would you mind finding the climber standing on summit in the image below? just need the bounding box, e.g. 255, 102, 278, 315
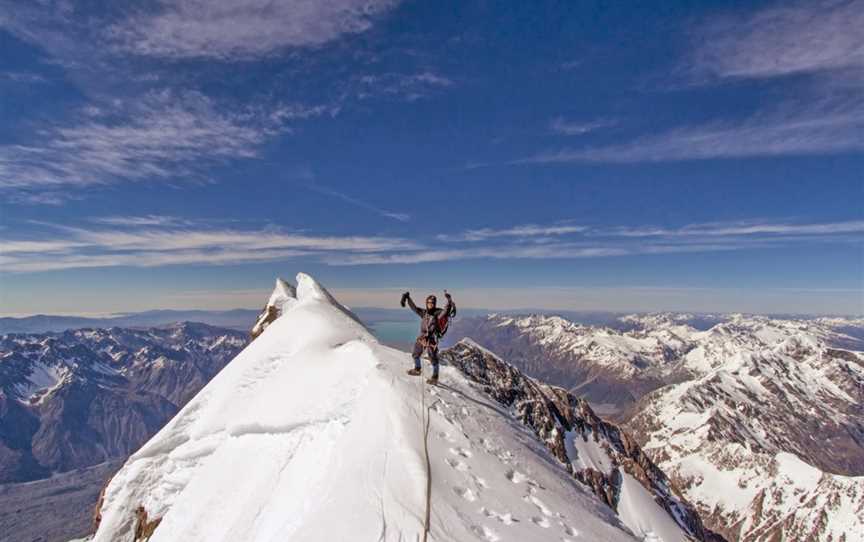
401, 290, 456, 385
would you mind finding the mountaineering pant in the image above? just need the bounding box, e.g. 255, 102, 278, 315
412, 337, 439, 377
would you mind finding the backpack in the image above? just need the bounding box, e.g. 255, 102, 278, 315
435, 302, 457, 338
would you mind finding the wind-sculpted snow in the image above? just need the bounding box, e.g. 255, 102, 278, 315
92, 274, 639, 542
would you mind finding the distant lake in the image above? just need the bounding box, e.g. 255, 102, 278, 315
369, 320, 417, 350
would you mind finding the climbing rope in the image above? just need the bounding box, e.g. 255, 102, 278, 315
420, 357, 436, 542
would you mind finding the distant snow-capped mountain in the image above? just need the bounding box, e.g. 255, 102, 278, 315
0, 322, 246, 483
0, 310, 261, 334
624, 317, 864, 542
448, 312, 864, 541
447, 313, 695, 416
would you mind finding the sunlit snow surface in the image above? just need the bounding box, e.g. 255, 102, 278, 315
93, 274, 639, 542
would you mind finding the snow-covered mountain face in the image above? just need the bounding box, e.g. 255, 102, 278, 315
447, 314, 695, 418
91, 274, 707, 542
624, 319, 864, 542
0, 323, 246, 483
450, 313, 864, 418
450, 312, 864, 542
441, 340, 724, 542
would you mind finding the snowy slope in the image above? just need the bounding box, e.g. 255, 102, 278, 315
92, 274, 642, 542
443, 339, 722, 542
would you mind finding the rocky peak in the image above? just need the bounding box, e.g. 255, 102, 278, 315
250, 277, 297, 339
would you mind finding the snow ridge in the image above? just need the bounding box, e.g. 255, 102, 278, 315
92, 274, 641, 542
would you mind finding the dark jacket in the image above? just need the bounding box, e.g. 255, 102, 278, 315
406, 296, 454, 341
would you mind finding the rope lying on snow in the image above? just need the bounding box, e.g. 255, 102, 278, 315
420, 361, 435, 542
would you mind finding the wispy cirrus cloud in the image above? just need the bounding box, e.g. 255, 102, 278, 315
549, 117, 616, 136
107, 0, 400, 60
304, 183, 410, 222
517, 97, 864, 163
606, 219, 864, 238
334, 218, 864, 265
327, 242, 763, 266
510, 1, 864, 165
353, 71, 454, 102
0, 218, 421, 273
437, 223, 587, 242
689, 0, 864, 82
2, 217, 860, 272
89, 215, 193, 227
1, 72, 48, 83
0, 90, 331, 195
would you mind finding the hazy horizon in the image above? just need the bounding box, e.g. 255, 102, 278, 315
2, 282, 862, 319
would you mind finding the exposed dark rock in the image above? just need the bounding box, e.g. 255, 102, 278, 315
134, 504, 162, 541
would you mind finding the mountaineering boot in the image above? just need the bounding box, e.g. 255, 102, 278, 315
407, 368, 422, 376
426, 374, 439, 385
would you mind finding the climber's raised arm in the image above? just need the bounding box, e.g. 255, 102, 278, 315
400, 291, 424, 317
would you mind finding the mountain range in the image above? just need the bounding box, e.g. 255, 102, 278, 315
0, 322, 246, 484
1, 277, 861, 541
448, 312, 864, 541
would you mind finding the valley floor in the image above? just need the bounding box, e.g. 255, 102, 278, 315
0, 461, 121, 542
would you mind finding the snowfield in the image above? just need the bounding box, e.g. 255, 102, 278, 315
92, 274, 644, 542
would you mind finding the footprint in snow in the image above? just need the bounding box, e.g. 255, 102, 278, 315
524, 493, 552, 517
445, 457, 469, 472
559, 522, 578, 536
496, 449, 515, 463
453, 486, 477, 501
438, 431, 456, 443
531, 516, 550, 528
471, 525, 500, 542
506, 469, 529, 484
480, 507, 517, 525
471, 474, 488, 488
449, 447, 473, 458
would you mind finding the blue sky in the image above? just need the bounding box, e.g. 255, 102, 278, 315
1, 0, 862, 316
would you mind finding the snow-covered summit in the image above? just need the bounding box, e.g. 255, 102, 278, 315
91, 273, 645, 542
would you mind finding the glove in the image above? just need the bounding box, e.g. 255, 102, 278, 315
400, 292, 410, 307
